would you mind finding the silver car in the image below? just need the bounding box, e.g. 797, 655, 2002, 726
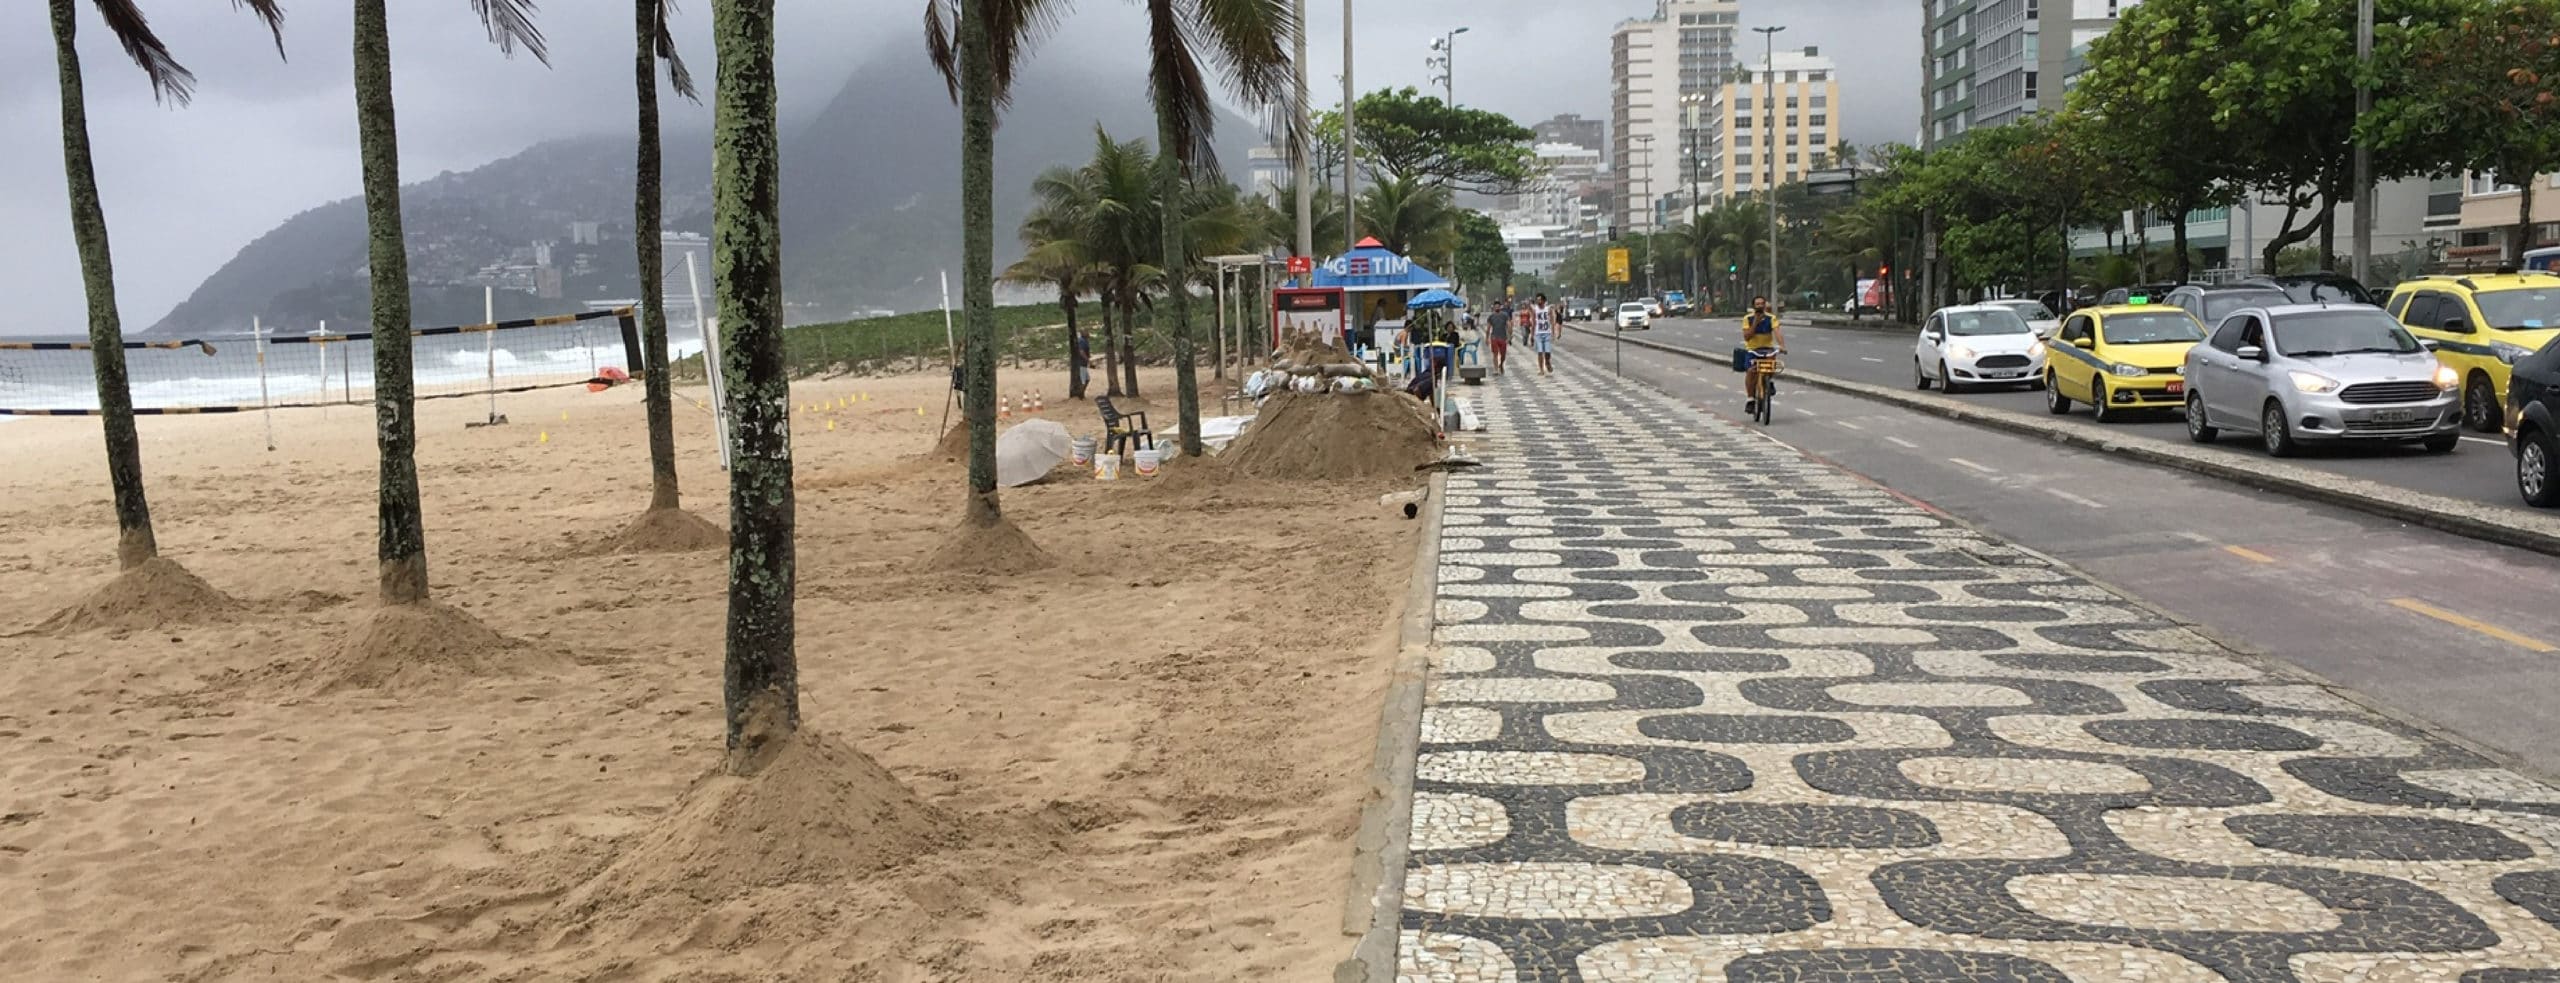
1981, 298, 2061, 339
2182, 303, 2462, 456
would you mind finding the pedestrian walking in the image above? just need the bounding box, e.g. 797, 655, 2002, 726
1530, 294, 1557, 375
1488, 301, 1511, 375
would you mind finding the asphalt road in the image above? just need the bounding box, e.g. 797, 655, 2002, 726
1540, 326, 2560, 779
1611, 315, 2527, 510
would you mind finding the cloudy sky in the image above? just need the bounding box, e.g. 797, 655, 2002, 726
0, 0, 1917, 333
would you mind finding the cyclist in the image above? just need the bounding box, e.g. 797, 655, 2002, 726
1742, 296, 1784, 416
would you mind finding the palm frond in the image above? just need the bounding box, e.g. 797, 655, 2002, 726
923, 0, 1075, 110
1183, 0, 1295, 106
468, 0, 550, 64
1146, 0, 1218, 169
655, 0, 699, 101
232, 0, 288, 59
88, 0, 195, 104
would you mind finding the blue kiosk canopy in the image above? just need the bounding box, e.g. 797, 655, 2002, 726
1307, 238, 1453, 292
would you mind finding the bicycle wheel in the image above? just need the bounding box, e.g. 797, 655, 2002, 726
1757, 380, 1775, 424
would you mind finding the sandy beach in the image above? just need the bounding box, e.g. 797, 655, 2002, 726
0, 365, 1424, 980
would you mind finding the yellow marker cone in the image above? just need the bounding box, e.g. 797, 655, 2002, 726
917, 407, 926, 416
826, 419, 836, 432
538, 431, 549, 444
561, 411, 569, 421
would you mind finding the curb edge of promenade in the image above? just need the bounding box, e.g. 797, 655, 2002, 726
1336, 469, 1448, 983
1565, 323, 2560, 562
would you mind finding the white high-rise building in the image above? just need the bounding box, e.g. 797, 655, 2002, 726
1611, 0, 1740, 234
1499, 143, 1606, 230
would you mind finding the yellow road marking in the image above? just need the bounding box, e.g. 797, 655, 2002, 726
2389, 598, 2559, 653
2222, 545, 2277, 564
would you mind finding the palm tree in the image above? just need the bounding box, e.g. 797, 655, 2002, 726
47, 0, 282, 584
1263, 182, 1344, 260
1140, 0, 1298, 457
352, 0, 546, 605
1357, 176, 1459, 267
630, 0, 703, 531
1001, 195, 1102, 399
1069, 131, 1166, 398
707, 0, 796, 769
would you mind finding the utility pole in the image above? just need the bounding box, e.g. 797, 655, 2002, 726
1292, 0, 1313, 268
1756, 25, 1785, 307
1428, 27, 1470, 106
2351, 0, 2374, 283
1342, 0, 1358, 253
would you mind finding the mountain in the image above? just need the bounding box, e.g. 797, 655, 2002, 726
148, 53, 1258, 335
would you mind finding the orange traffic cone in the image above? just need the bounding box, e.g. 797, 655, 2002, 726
1032, 389, 1045, 413
999, 394, 1012, 420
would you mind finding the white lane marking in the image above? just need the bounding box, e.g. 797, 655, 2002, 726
1948, 457, 1999, 474
2462, 436, 2502, 446
2045, 488, 2106, 508
2176, 531, 2218, 545
1884, 436, 1919, 449
1835, 420, 1864, 431
1861, 356, 1884, 362
1810, 349, 1830, 355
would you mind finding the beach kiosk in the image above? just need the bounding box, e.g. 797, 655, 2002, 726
1273, 238, 1454, 353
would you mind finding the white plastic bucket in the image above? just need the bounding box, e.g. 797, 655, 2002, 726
1094, 451, 1122, 481
1070, 436, 1097, 466
1133, 448, 1162, 477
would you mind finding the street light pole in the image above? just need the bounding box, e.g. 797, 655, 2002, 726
1682, 92, 1704, 302
1292, 0, 1313, 267
1429, 27, 1470, 106
1342, 0, 1357, 253
1756, 25, 1784, 308
2351, 0, 2373, 282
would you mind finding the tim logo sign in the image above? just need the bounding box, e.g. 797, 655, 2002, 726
1327, 254, 1411, 278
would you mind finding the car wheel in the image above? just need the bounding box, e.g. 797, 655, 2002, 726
2091, 381, 2116, 424
1915, 358, 1933, 391
2185, 393, 2218, 443
2521, 428, 2560, 507
1940, 361, 1963, 394
2045, 372, 2071, 414
2465, 374, 2500, 433
2262, 400, 2299, 458
2422, 432, 2461, 454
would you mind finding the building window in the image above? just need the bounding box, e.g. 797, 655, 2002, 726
1735, 134, 1752, 147
2470, 172, 2522, 196
1785, 96, 1800, 108
1784, 71, 1799, 83
1786, 152, 1800, 165
1811, 94, 1829, 107
2460, 230, 2498, 247
1809, 71, 1829, 81
1808, 113, 1829, 126
1786, 115, 1799, 127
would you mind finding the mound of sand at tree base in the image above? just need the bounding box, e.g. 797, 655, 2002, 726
549, 727, 962, 927
605, 506, 725, 554
1224, 390, 1439, 481
37, 556, 236, 634
299, 601, 558, 694
925, 514, 1056, 575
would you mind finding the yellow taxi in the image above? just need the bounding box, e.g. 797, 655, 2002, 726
2385, 273, 2560, 432
2043, 301, 2209, 423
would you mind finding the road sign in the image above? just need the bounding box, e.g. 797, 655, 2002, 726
1607, 248, 1631, 284
1287, 255, 1313, 276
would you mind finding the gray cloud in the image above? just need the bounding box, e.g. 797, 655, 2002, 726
0, 0, 1915, 333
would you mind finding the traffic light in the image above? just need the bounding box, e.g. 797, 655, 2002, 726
1728, 263, 1738, 273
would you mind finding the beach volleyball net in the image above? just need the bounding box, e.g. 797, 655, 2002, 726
0, 308, 642, 417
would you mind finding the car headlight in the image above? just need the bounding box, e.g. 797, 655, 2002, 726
2027, 340, 2048, 359
2492, 341, 2532, 365
2110, 362, 2147, 378
1947, 343, 1976, 360
2289, 370, 2342, 394
2435, 364, 2460, 390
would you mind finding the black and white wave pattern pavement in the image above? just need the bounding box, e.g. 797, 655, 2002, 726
1402, 358, 2560, 982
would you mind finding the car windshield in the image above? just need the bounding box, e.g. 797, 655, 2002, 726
2201, 291, 2290, 322
2275, 280, 2369, 305
2100, 312, 2205, 345
2473, 287, 2560, 330
1990, 301, 2055, 320
2272, 311, 2421, 357
1943, 309, 2033, 336
1619, 303, 1646, 312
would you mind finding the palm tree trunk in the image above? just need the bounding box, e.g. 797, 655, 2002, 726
1099, 298, 1122, 397
958, 0, 1001, 526
711, 0, 797, 772
50, 0, 156, 571
1118, 291, 1140, 396
635, 0, 680, 512
1155, 111, 1203, 458
1062, 291, 1087, 400
353, 0, 430, 604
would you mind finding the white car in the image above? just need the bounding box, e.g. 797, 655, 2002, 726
1982, 298, 2062, 339
1915, 304, 2048, 393
1636, 297, 1666, 318
1616, 302, 1653, 330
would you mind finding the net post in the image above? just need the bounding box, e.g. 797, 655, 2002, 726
484, 287, 501, 425
255, 316, 275, 452
685, 251, 733, 472
616, 307, 643, 380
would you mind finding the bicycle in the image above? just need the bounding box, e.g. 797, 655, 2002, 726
1743, 348, 1783, 425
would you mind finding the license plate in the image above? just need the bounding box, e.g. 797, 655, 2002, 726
2164, 381, 2185, 395
1983, 370, 2021, 379
2372, 409, 2416, 423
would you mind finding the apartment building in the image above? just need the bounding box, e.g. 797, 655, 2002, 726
1694, 48, 1842, 207
1922, 0, 2143, 149
1611, 0, 1741, 233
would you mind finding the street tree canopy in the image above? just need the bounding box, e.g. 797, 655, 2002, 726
1351, 87, 1539, 195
